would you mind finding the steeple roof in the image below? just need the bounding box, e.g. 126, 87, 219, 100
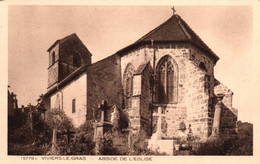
47, 33, 77, 52
117, 14, 219, 63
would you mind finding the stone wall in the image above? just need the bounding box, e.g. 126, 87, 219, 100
48, 44, 59, 67
140, 63, 152, 135
185, 62, 210, 138
48, 62, 59, 88
86, 54, 122, 120
214, 81, 233, 109
58, 62, 78, 82
59, 36, 92, 67
214, 81, 237, 135
219, 105, 237, 135
185, 46, 217, 139
121, 44, 189, 137
129, 74, 141, 131
47, 44, 59, 89
120, 43, 216, 139
41, 96, 50, 112
50, 73, 87, 128
47, 35, 92, 90
128, 62, 152, 134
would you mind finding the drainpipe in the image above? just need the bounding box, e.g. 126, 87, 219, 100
151, 40, 156, 136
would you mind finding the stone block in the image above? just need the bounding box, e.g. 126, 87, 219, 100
148, 139, 175, 155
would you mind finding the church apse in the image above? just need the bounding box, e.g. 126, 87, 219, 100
41, 8, 238, 148
119, 42, 223, 139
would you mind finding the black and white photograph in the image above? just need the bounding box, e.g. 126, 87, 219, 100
1, 1, 259, 163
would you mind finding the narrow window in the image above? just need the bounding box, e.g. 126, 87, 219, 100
167, 62, 174, 102
199, 62, 207, 72
72, 99, 76, 113
49, 53, 51, 66
52, 52, 55, 65
205, 74, 210, 95
126, 76, 133, 108
73, 53, 81, 67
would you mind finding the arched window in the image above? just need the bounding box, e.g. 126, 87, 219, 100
73, 53, 81, 67
156, 56, 178, 103
52, 52, 55, 65
123, 64, 135, 109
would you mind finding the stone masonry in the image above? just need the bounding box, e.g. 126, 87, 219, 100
42, 11, 237, 145
120, 43, 218, 139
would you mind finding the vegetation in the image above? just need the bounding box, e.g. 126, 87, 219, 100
57, 121, 95, 155
8, 108, 253, 155
8, 110, 52, 155
192, 121, 253, 155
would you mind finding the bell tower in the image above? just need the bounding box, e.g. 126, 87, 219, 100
47, 33, 92, 90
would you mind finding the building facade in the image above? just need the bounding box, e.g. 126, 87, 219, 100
42, 12, 237, 140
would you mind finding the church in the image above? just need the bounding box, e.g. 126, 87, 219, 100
41, 9, 238, 144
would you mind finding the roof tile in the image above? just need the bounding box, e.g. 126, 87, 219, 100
118, 14, 219, 63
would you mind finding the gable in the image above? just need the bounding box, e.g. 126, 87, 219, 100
117, 14, 219, 63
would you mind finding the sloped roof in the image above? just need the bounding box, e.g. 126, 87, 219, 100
136, 15, 190, 42
43, 65, 88, 98
43, 54, 118, 99
214, 78, 233, 95
117, 14, 219, 63
134, 61, 150, 75
47, 33, 77, 52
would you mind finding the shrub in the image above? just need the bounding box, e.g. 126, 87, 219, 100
96, 132, 119, 155
8, 143, 50, 155
8, 117, 52, 155
45, 109, 97, 155
227, 121, 253, 155
58, 121, 96, 155
192, 121, 253, 155
127, 129, 166, 155
192, 137, 232, 155
129, 130, 149, 155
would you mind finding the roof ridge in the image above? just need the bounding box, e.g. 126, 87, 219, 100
135, 16, 173, 43
177, 16, 216, 56
43, 65, 88, 98
117, 14, 219, 63
59, 33, 77, 44
47, 33, 77, 52
134, 61, 150, 75
175, 15, 191, 40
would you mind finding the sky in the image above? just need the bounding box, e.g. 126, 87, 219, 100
7, 5, 255, 123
